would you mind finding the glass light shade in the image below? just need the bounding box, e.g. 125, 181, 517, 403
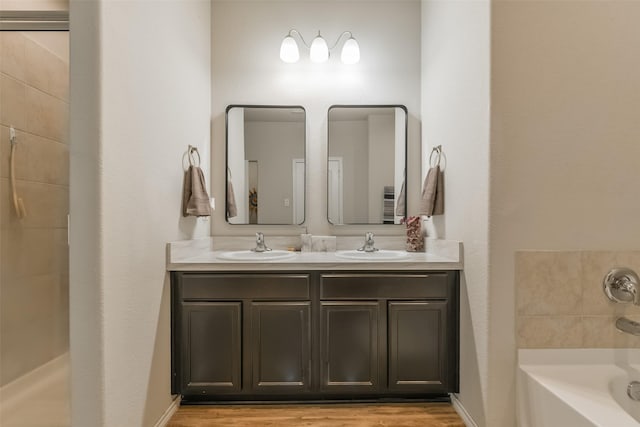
310, 35, 329, 63
341, 37, 360, 64
280, 36, 299, 63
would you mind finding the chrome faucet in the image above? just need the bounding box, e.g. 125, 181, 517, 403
252, 232, 271, 252
603, 268, 640, 337
604, 268, 640, 305
616, 317, 640, 337
358, 232, 379, 253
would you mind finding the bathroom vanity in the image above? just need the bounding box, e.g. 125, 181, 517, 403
168, 242, 461, 403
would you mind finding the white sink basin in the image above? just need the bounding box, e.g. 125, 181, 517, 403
217, 250, 296, 261
334, 249, 409, 261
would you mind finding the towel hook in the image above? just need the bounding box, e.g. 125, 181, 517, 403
429, 145, 445, 169
188, 145, 200, 167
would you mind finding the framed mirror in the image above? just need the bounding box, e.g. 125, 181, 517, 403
226, 105, 306, 225
327, 105, 407, 225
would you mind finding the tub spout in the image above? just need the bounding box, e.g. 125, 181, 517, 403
616, 316, 640, 337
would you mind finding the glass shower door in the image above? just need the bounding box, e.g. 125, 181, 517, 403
0, 12, 70, 427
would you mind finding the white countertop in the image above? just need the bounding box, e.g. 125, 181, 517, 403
167, 237, 462, 271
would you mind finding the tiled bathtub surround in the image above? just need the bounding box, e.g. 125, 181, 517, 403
0, 32, 69, 386
516, 251, 640, 349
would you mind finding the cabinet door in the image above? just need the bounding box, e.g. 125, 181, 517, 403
320, 302, 380, 393
180, 302, 242, 394
251, 302, 311, 392
388, 301, 448, 392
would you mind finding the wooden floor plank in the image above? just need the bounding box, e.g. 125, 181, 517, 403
167, 403, 465, 427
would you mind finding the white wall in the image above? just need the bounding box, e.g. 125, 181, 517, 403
421, 1, 491, 425
70, 1, 211, 425
211, 0, 421, 235
490, 2, 640, 426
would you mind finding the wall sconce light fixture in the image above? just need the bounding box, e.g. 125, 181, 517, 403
280, 29, 360, 65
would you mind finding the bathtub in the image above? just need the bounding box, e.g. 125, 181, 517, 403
518, 349, 640, 427
0, 353, 70, 427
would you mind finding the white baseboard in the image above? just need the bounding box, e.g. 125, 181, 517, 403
451, 394, 479, 427
154, 395, 181, 427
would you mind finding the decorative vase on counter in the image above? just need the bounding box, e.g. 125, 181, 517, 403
403, 216, 424, 252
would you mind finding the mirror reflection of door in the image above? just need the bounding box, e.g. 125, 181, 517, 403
327, 106, 407, 225
226, 105, 306, 225
292, 159, 305, 224
328, 157, 343, 225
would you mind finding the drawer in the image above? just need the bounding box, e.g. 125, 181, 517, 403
320, 273, 448, 300
180, 274, 310, 300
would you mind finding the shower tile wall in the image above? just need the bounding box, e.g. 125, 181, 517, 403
516, 251, 640, 349
0, 32, 69, 386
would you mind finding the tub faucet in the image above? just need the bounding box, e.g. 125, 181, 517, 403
603, 268, 640, 305
616, 317, 640, 337
252, 232, 271, 253
358, 232, 379, 253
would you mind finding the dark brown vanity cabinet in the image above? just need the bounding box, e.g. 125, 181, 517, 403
387, 301, 449, 391
250, 301, 311, 392
171, 273, 312, 399
320, 302, 381, 393
319, 273, 457, 396
171, 270, 459, 402
179, 301, 242, 394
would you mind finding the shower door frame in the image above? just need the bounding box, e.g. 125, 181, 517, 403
0, 10, 68, 31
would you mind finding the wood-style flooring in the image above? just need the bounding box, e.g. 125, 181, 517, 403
167, 402, 465, 426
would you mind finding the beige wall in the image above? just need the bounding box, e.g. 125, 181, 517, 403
421, 1, 490, 425
0, 31, 69, 386
491, 1, 640, 426
70, 0, 211, 425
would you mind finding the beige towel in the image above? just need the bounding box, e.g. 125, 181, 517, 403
226, 180, 238, 218
182, 165, 211, 217
418, 166, 444, 216
434, 168, 444, 215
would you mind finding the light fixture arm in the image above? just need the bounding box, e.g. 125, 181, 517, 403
328, 31, 354, 51
286, 29, 354, 51
286, 29, 312, 49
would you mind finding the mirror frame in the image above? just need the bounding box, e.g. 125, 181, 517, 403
225, 104, 307, 225
326, 104, 408, 226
